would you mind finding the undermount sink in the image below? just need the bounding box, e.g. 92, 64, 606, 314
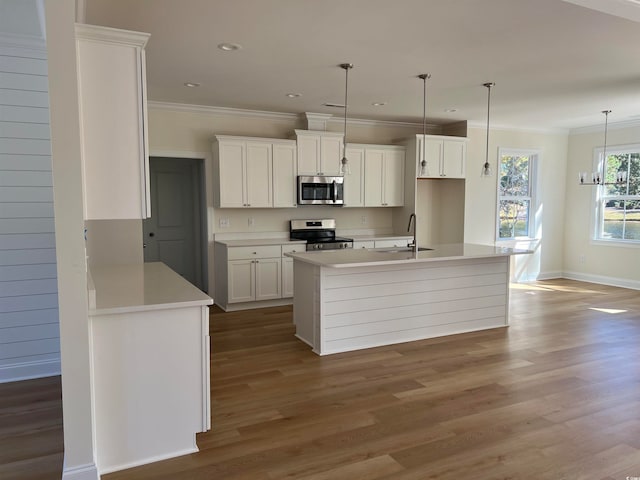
374, 247, 433, 253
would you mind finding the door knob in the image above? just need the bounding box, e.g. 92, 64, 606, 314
149, 232, 155, 237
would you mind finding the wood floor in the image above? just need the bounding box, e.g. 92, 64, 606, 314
2, 279, 640, 479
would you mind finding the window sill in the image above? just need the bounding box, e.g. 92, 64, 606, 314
591, 239, 640, 249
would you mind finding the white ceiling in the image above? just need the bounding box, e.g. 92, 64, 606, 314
83, 0, 640, 131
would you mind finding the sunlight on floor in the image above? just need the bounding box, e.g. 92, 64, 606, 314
509, 282, 602, 294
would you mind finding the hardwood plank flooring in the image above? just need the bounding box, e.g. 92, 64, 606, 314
1, 279, 639, 479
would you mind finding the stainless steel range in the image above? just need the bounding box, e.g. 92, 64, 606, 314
290, 219, 353, 251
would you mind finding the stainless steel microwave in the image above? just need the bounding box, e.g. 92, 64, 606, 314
297, 175, 344, 205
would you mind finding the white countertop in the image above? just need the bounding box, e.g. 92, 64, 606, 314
215, 238, 306, 247
88, 262, 213, 315
285, 243, 532, 268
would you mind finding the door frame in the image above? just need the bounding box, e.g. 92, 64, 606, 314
149, 149, 212, 293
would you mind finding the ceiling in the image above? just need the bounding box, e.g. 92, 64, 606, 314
83, 0, 640, 131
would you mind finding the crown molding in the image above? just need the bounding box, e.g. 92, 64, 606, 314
74, 23, 149, 47
569, 118, 640, 135
147, 101, 299, 121
0, 31, 45, 51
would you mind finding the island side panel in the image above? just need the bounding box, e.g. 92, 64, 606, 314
319, 256, 509, 355
90, 305, 207, 473
293, 260, 321, 352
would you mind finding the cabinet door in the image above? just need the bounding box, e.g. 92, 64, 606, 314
374, 239, 410, 248
364, 149, 384, 206
228, 260, 255, 303
217, 141, 246, 208
442, 140, 466, 178
297, 134, 321, 175
282, 257, 294, 298
353, 241, 375, 249
245, 142, 272, 207
273, 143, 297, 208
77, 29, 149, 219
255, 258, 281, 301
343, 146, 365, 207
319, 135, 343, 176
420, 138, 444, 178
384, 150, 405, 206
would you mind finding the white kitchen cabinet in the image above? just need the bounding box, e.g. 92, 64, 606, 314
213, 136, 297, 208
272, 142, 297, 208
214, 242, 304, 310
353, 240, 375, 249
75, 24, 150, 220
417, 135, 468, 179
295, 130, 344, 176
343, 146, 365, 207
374, 238, 411, 248
364, 146, 405, 207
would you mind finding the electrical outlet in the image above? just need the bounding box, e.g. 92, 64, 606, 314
579, 254, 586, 264
219, 217, 230, 228
361, 215, 367, 225
248, 217, 255, 227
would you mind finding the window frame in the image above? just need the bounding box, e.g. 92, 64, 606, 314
496, 148, 540, 242
592, 143, 640, 247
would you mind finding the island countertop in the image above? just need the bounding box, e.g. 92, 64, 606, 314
88, 262, 213, 315
285, 243, 531, 268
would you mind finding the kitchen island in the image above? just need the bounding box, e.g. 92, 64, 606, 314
286, 243, 530, 355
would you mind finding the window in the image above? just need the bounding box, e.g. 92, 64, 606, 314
497, 149, 538, 240
595, 146, 640, 243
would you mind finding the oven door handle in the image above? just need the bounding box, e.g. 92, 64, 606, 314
331, 181, 337, 203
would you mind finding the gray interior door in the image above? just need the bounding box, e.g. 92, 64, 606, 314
143, 157, 203, 290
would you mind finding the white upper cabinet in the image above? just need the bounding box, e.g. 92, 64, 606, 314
343, 146, 365, 207
295, 130, 344, 176
272, 142, 297, 208
75, 24, 150, 220
417, 135, 468, 179
213, 136, 296, 208
363, 145, 405, 207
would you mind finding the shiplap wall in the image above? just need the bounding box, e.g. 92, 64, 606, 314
0, 40, 60, 382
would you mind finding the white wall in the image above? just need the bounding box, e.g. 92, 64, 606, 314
564, 124, 640, 289
0, 18, 60, 382
45, 0, 99, 477
464, 126, 569, 281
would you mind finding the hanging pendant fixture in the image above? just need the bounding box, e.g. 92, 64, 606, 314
482, 82, 495, 177
418, 73, 431, 177
578, 110, 627, 185
339, 63, 353, 175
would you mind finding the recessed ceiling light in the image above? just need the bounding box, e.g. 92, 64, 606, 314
217, 42, 242, 51
444, 108, 458, 113
286, 93, 302, 98
184, 82, 200, 88
322, 102, 346, 108
372, 102, 387, 106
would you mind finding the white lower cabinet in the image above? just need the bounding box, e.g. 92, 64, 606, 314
353, 240, 375, 249
374, 238, 412, 248
215, 242, 304, 310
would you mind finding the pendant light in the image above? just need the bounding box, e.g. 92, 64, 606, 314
578, 110, 627, 185
418, 73, 431, 177
339, 63, 353, 175
482, 82, 495, 176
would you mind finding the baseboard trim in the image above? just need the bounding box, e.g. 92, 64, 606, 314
218, 298, 293, 312
536, 271, 564, 280
562, 271, 640, 290
98, 447, 199, 475
62, 462, 99, 480
0, 358, 61, 384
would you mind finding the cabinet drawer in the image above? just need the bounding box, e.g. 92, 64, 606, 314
353, 241, 375, 249
374, 239, 410, 248
228, 245, 281, 260
282, 244, 305, 255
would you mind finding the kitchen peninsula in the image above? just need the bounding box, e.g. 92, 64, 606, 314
287, 244, 530, 355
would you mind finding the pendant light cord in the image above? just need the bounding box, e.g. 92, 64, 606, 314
483, 82, 495, 173
601, 110, 610, 183
423, 75, 427, 163
340, 63, 352, 161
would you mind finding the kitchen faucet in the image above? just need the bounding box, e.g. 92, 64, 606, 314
407, 213, 417, 253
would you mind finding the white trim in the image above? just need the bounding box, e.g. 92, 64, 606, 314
562, 270, 640, 290
98, 447, 198, 475
74, 23, 149, 47
536, 270, 564, 280
61, 462, 99, 480
148, 100, 428, 130
570, 118, 640, 135
0, 358, 61, 384
591, 239, 640, 249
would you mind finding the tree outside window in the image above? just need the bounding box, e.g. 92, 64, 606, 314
497, 150, 537, 240
597, 149, 640, 242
